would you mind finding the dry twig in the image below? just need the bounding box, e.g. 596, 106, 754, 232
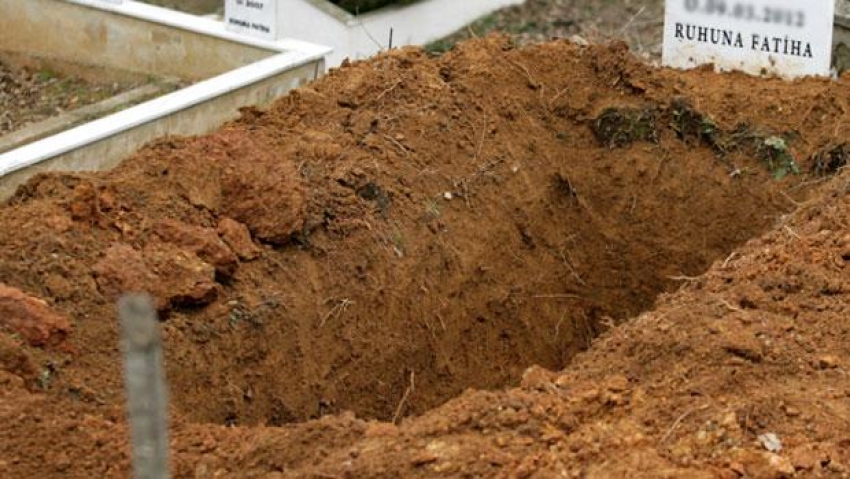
392, 371, 416, 424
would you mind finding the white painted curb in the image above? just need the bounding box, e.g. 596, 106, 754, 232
0, 51, 322, 177
0, 0, 331, 181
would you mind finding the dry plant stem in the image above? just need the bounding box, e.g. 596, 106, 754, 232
560, 248, 586, 286
784, 226, 802, 241
507, 58, 541, 93
374, 80, 401, 103
384, 134, 411, 157
668, 274, 703, 282
320, 298, 353, 327
661, 406, 705, 444
533, 294, 583, 299
579, 314, 594, 349
779, 190, 803, 207
715, 296, 743, 312
392, 371, 416, 424
618, 6, 647, 35
548, 86, 571, 108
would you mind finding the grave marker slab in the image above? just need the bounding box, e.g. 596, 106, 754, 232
225, 0, 279, 40
663, 0, 835, 78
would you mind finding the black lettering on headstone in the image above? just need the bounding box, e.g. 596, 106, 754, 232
790, 39, 801, 56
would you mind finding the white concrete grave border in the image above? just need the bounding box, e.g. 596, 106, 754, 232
0, 0, 331, 200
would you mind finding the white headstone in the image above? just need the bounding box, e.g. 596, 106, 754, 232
663, 0, 835, 78
225, 0, 279, 41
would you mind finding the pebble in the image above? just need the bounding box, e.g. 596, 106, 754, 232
767, 453, 795, 477
569, 35, 589, 47
817, 355, 840, 369
790, 447, 821, 471
782, 405, 801, 417
758, 433, 782, 453
606, 375, 629, 392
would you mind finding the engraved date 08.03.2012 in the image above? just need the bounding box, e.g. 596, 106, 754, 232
683, 0, 805, 28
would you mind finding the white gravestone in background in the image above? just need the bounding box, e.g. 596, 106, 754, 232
225, 0, 279, 40
663, 0, 835, 78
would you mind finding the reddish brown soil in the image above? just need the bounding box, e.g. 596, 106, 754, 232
0, 38, 849, 478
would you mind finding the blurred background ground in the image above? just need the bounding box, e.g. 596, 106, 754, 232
425, 0, 663, 58
139, 0, 665, 58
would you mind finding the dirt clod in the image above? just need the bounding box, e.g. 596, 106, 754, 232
215, 132, 306, 245
92, 242, 218, 311
153, 219, 238, 277
0, 284, 71, 348
216, 217, 261, 261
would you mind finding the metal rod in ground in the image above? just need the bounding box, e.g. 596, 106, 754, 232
118, 294, 170, 479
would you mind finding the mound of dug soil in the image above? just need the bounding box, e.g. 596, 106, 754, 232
0, 37, 848, 477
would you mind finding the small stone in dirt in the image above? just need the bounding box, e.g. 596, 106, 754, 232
727, 462, 747, 477
782, 405, 801, 417
520, 365, 558, 390
719, 322, 763, 363
569, 35, 589, 47
411, 452, 439, 466
443, 192, 453, 200
790, 446, 824, 471
766, 453, 795, 477
606, 374, 630, 392
816, 355, 840, 369
737, 450, 795, 478
758, 433, 783, 453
